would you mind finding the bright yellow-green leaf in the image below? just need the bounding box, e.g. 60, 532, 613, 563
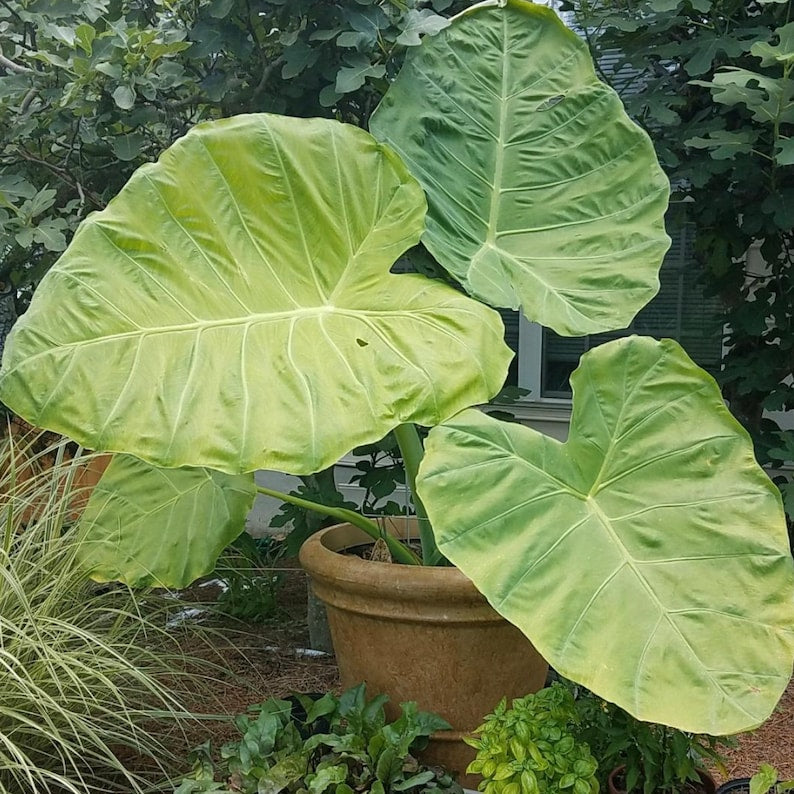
79, 454, 256, 588
0, 114, 511, 474
417, 336, 794, 734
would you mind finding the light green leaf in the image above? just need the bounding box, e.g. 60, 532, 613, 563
752, 22, 794, 65
750, 764, 780, 794
417, 336, 794, 734
75, 23, 96, 56
395, 9, 450, 47
47, 24, 76, 47
79, 455, 256, 588
14, 228, 34, 248
0, 114, 511, 475
32, 219, 67, 252
145, 40, 192, 61
775, 137, 794, 166
308, 764, 348, 794
694, 69, 785, 123
335, 55, 386, 93
95, 61, 122, 79
370, 0, 670, 336
684, 130, 756, 160
112, 84, 136, 109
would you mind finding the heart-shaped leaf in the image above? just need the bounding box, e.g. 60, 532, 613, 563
79, 454, 256, 588
0, 114, 511, 474
417, 336, 794, 734
370, 0, 670, 335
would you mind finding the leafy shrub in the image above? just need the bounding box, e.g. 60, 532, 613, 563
0, 434, 198, 793
174, 683, 463, 794
466, 684, 599, 794
213, 533, 285, 623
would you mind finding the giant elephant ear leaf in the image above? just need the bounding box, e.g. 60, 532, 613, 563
0, 114, 511, 474
369, 0, 670, 336
417, 336, 794, 734
79, 455, 257, 589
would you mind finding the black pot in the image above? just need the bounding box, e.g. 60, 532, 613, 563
716, 780, 752, 794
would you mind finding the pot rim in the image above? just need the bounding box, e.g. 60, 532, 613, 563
299, 522, 490, 603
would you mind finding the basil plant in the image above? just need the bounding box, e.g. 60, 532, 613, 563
1, 0, 792, 738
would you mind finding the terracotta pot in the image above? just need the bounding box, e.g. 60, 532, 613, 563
2, 420, 111, 522
608, 765, 717, 794
299, 521, 549, 786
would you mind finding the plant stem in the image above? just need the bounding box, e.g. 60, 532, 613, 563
392, 423, 442, 566
255, 485, 421, 566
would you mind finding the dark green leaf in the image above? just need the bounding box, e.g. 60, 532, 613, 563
112, 132, 144, 161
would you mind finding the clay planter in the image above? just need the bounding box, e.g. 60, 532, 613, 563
3, 420, 111, 522
608, 766, 717, 794
299, 521, 549, 786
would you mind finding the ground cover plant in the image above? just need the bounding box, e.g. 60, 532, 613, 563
212, 533, 286, 624
0, 433, 202, 793
174, 683, 461, 794
568, 684, 730, 794
0, 0, 792, 746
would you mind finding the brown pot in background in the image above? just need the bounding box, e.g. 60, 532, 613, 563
299, 521, 549, 787
608, 766, 717, 794
3, 418, 112, 522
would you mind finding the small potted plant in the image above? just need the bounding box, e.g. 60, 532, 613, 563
0, 0, 792, 779
568, 685, 729, 794
466, 684, 599, 794
716, 764, 794, 794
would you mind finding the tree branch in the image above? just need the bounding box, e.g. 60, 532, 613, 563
13, 148, 104, 209
251, 56, 284, 104
0, 51, 34, 75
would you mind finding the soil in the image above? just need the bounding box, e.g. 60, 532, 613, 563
141, 559, 794, 790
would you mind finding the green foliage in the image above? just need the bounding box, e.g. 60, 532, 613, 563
0, 434, 198, 793
213, 533, 285, 623
466, 684, 599, 794
173, 683, 462, 794
0, 0, 465, 304
1, 0, 791, 738
369, 0, 670, 336
569, 684, 730, 794
79, 453, 258, 589
561, 0, 794, 528
750, 764, 794, 794
272, 435, 408, 559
